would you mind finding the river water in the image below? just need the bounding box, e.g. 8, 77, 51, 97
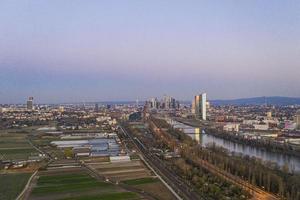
167, 119, 300, 173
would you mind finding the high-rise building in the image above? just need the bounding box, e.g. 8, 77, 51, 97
193, 93, 207, 120
136, 99, 139, 108
148, 96, 178, 110
162, 95, 176, 110
149, 98, 159, 109
95, 103, 99, 112
191, 100, 196, 114
267, 111, 272, 119
175, 100, 180, 109
296, 110, 300, 130
163, 95, 170, 109
58, 106, 65, 113
27, 97, 34, 110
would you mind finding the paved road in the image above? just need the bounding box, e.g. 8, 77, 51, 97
120, 125, 204, 200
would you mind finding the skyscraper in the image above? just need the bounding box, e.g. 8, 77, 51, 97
267, 111, 272, 119
95, 103, 99, 112
191, 100, 196, 114
148, 96, 178, 110
193, 93, 207, 120
149, 98, 159, 109
296, 110, 300, 130
136, 99, 139, 108
162, 95, 176, 110
27, 97, 34, 110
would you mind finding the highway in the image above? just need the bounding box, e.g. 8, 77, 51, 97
120, 125, 204, 200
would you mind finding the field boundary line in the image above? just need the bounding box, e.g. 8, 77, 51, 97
16, 170, 38, 200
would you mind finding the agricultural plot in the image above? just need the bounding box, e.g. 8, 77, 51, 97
0, 172, 32, 200
60, 192, 138, 200
122, 177, 159, 185
123, 177, 175, 200
29, 168, 140, 200
87, 160, 152, 181
0, 133, 37, 160
31, 135, 65, 159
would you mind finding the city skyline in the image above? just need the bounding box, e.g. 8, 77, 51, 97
1, 1, 300, 103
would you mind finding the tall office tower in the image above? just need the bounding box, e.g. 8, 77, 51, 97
194, 93, 207, 120
296, 110, 300, 130
136, 99, 139, 108
171, 98, 176, 109
175, 100, 180, 109
162, 95, 176, 110
162, 95, 170, 109
95, 103, 99, 112
191, 99, 196, 114
267, 111, 272, 119
27, 97, 34, 110
150, 98, 159, 109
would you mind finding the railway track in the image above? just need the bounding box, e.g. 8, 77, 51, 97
120, 125, 204, 200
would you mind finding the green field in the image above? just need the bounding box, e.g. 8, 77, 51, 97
30, 171, 143, 200
0, 173, 32, 200
0, 133, 38, 160
0, 140, 31, 148
0, 148, 37, 160
122, 177, 159, 185
0, 134, 30, 147
32, 172, 113, 195
62, 192, 138, 200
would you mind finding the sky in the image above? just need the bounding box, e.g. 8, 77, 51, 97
0, 0, 299, 103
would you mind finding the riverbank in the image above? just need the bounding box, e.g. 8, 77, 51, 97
177, 118, 300, 158
205, 128, 300, 158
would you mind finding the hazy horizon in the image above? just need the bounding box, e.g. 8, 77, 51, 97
1, 1, 299, 104
2, 96, 300, 105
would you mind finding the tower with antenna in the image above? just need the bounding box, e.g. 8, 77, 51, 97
136, 98, 139, 108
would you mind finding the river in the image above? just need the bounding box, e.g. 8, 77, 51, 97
167, 119, 300, 173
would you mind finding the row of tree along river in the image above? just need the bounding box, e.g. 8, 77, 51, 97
167, 119, 300, 173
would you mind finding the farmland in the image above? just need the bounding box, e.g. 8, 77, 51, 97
122, 177, 159, 185
61, 192, 138, 200
32, 173, 112, 195
0, 116, 177, 200
0, 132, 38, 160
86, 159, 152, 182
0, 172, 32, 200
29, 167, 140, 200
122, 177, 174, 200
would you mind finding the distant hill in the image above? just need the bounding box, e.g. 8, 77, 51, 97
211, 96, 300, 106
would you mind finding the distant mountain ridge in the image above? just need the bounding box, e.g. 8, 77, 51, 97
211, 96, 300, 106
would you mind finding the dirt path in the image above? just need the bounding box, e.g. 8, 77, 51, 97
16, 170, 38, 200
